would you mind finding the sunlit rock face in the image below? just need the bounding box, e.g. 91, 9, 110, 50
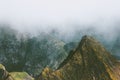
37, 35, 120, 80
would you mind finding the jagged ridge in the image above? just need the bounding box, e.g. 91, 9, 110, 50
37, 35, 120, 80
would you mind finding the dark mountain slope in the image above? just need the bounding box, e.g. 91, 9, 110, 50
0, 26, 67, 76
112, 36, 120, 56
37, 35, 120, 80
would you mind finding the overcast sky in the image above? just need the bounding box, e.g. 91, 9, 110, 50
0, 0, 120, 33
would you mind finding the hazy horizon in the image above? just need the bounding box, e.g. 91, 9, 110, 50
0, 0, 120, 40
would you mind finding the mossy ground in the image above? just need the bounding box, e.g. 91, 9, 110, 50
10, 72, 34, 80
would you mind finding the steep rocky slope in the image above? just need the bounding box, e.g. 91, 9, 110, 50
37, 35, 120, 80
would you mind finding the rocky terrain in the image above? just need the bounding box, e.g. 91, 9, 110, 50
0, 64, 34, 80
0, 26, 120, 80
37, 36, 120, 80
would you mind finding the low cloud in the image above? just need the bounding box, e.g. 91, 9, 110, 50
0, 0, 120, 39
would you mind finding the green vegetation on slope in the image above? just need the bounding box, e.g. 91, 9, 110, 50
10, 72, 34, 80
0, 26, 67, 76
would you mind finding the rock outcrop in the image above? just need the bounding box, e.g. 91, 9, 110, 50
0, 64, 14, 80
0, 64, 34, 80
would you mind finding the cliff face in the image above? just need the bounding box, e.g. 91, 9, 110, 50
37, 36, 120, 80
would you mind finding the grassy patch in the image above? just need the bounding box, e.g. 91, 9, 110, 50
10, 72, 34, 80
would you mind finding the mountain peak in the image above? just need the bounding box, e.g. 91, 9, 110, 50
37, 35, 120, 80
79, 35, 100, 46
81, 35, 96, 41
81, 35, 93, 39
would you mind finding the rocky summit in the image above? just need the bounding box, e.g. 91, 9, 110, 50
37, 35, 120, 80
